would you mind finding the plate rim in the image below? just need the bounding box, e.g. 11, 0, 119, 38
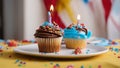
13, 44, 109, 58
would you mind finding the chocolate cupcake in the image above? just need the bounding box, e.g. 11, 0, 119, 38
34, 21, 63, 53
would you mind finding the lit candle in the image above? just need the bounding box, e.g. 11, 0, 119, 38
50, 5, 54, 12
77, 14, 84, 27
77, 14, 81, 25
48, 5, 54, 23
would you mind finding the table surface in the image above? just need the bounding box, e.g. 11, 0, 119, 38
0, 41, 120, 68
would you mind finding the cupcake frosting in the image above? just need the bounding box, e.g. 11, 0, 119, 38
34, 21, 63, 38
64, 24, 92, 39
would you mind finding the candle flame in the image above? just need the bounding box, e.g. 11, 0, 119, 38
77, 14, 81, 20
50, 5, 54, 11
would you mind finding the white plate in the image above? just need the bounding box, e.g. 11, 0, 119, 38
14, 44, 108, 58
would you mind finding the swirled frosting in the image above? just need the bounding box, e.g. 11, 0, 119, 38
34, 21, 63, 38
63, 24, 92, 39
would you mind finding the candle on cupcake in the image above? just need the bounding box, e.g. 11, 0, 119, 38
48, 5, 54, 23
77, 14, 81, 24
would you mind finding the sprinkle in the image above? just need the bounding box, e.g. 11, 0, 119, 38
0, 46, 3, 49
111, 41, 117, 45
109, 40, 118, 45
89, 65, 92, 68
53, 65, 60, 68
114, 48, 119, 53
109, 40, 112, 42
74, 47, 82, 55
44, 64, 48, 67
112, 47, 115, 51
114, 53, 116, 55
0, 49, 3, 52
34, 41, 37, 43
30, 40, 36, 43
6, 47, 9, 50
56, 64, 60, 66
43, 52, 47, 54
22, 40, 29, 43
15, 59, 20, 64
109, 47, 113, 51
53, 64, 60, 68
118, 56, 120, 58
55, 52, 58, 54
53, 65, 56, 68
9, 55, 12, 58
17, 44, 21, 46
82, 26, 85, 28
114, 42, 118, 45
87, 49, 90, 51
86, 52, 89, 54
7, 40, 17, 47
98, 65, 101, 68
50, 62, 53, 65
86, 49, 90, 54
0, 53, 3, 56
20, 61, 23, 64
18, 64, 22, 67
68, 24, 73, 28
111, 41, 115, 44
66, 65, 74, 68
14, 60, 26, 67
81, 23, 84, 26
80, 65, 84, 68
72, 51, 74, 54
23, 62, 26, 64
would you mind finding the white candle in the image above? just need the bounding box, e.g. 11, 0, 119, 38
77, 14, 81, 25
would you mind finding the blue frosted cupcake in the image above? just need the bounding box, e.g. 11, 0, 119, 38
64, 23, 92, 49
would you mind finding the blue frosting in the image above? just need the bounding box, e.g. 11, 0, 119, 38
63, 25, 92, 39
42, 21, 53, 27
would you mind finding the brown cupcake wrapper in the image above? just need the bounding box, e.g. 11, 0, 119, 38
36, 37, 62, 53
64, 39, 86, 49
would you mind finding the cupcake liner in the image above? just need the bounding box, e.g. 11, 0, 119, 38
36, 37, 62, 53
64, 39, 86, 49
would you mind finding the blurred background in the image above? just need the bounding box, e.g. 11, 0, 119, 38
0, 0, 120, 40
